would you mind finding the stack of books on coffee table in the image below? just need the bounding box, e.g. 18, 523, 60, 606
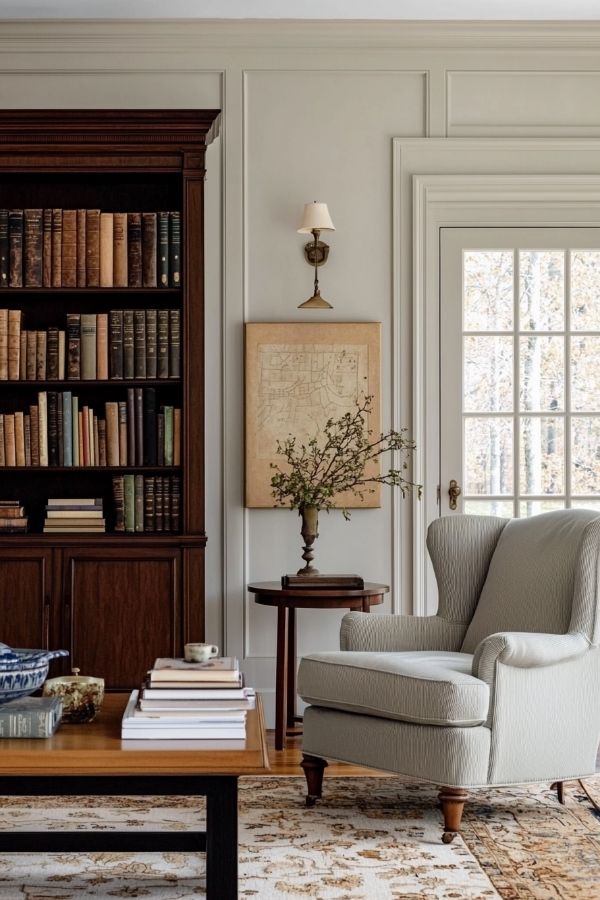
122, 657, 254, 739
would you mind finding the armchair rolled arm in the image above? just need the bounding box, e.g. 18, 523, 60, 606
340, 612, 465, 652
473, 631, 589, 686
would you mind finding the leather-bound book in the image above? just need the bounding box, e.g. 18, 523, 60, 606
47, 326, 59, 381
162, 477, 171, 533
168, 309, 180, 378
85, 209, 101, 287
99, 212, 114, 288
98, 417, 107, 467
14, 411, 25, 466
24, 209, 43, 288
113, 212, 128, 288
134, 387, 144, 466
26, 330, 37, 381
0, 209, 8, 288
144, 476, 155, 532
134, 309, 146, 379
143, 387, 157, 466
19, 329, 26, 381
134, 474, 144, 532
93, 414, 99, 466
81, 405, 89, 466
112, 475, 125, 532
122, 309, 134, 379
9, 210, 23, 288
154, 475, 164, 532
145, 309, 157, 378
169, 211, 181, 287
171, 475, 181, 532
7, 309, 21, 381
42, 209, 52, 287
118, 400, 127, 466
126, 387, 136, 466
30, 404, 39, 467
157, 412, 164, 466
71, 394, 79, 466
76, 209, 86, 287
127, 213, 142, 288
109, 309, 123, 379
51, 208, 62, 288
62, 391, 72, 467
105, 401, 119, 466
61, 209, 77, 288
0, 308, 7, 380
0, 416, 4, 466
38, 391, 48, 467
173, 407, 181, 466
36, 330, 47, 380
24, 413, 31, 466
58, 330, 65, 381
142, 212, 157, 288
78, 409, 84, 466
158, 211, 169, 288
56, 398, 63, 466
162, 405, 173, 466
47, 391, 58, 467
4, 414, 15, 466
124, 473, 135, 533
157, 309, 169, 379
66, 312, 81, 380
80, 313, 97, 380
96, 313, 108, 380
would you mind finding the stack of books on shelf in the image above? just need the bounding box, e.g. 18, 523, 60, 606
0, 696, 63, 738
0, 208, 181, 289
0, 308, 181, 383
113, 474, 180, 533
43, 497, 105, 534
0, 500, 28, 533
0, 388, 180, 468
122, 657, 253, 740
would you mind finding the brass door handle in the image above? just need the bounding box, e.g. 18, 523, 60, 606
448, 479, 462, 510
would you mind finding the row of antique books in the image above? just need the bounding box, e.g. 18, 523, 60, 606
0, 308, 181, 381
43, 497, 106, 534
0, 209, 181, 289
113, 474, 181, 533
122, 657, 251, 739
0, 389, 181, 468
0, 499, 28, 533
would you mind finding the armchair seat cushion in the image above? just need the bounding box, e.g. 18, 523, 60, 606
298, 650, 489, 727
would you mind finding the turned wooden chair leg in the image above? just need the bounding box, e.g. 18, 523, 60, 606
301, 754, 328, 807
551, 780, 565, 804
438, 787, 468, 843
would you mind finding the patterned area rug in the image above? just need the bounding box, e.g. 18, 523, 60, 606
0, 776, 598, 899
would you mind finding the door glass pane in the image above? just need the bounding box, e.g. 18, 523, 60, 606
519, 251, 564, 331
463, 251, 513, 331
519, 499, 565, 517
572, 417, 600, 494
464, 417, 513, 495
571, 336, 600, 412
519, 336, 564, 412
520, 417, 564, 495
464, 499, 513, 517
571, 251, 600, 330
464, 336, 513, 413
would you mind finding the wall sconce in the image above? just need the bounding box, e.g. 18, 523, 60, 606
297, 201, 335, 309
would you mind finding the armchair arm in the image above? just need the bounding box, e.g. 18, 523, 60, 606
340, 612, 465, 652
473, 631, 589, 686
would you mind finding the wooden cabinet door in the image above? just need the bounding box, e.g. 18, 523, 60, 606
0, 548, 53, 651
61, 547, 182, 690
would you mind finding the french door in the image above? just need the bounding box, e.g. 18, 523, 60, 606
440, 228, 600, 518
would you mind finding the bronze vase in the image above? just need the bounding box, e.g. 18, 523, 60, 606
298, 505, 319, 576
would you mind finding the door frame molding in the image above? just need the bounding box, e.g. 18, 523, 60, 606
394, 138, 600, 614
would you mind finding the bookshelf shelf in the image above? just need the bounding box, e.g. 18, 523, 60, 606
0, 108, 219, 691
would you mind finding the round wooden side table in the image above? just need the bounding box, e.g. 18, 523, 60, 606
248, 581, 389, 750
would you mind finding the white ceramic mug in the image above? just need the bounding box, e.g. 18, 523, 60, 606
184, 642, 219, 663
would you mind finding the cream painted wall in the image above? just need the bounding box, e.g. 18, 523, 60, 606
2, 21, 600, 722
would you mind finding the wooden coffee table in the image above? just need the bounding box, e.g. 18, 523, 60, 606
0, 693, 269, 899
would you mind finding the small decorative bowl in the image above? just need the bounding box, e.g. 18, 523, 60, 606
0, 643, 69, 704
42, 668, 105, 723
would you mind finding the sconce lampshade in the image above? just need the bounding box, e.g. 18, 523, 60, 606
297, 201, 335, 234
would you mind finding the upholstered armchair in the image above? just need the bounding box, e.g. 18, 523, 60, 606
297, 510, 600, 842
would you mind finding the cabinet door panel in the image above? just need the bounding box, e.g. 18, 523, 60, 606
0, 550, 52, 650
63, 548, 181, 690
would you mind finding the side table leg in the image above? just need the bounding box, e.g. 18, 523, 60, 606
206, 777, 238, 899
275, 603, 289, 750
362, 596, 372, 613
286, 606, 297, 730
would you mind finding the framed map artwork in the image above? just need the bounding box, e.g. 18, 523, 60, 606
245, 322, 382, 508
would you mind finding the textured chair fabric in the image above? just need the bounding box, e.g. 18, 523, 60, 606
299, 509, 600, 789
298, 650, 489, 726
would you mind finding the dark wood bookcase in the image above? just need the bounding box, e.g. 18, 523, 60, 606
0, 110, 220, 689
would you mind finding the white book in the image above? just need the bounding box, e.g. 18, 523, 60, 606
141, 686, 253, 701
139, 697, 254, 712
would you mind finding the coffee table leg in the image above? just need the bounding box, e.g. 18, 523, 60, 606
206, 777, 238, 900
286, 606, 297, 730
275, 603, 289, 750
